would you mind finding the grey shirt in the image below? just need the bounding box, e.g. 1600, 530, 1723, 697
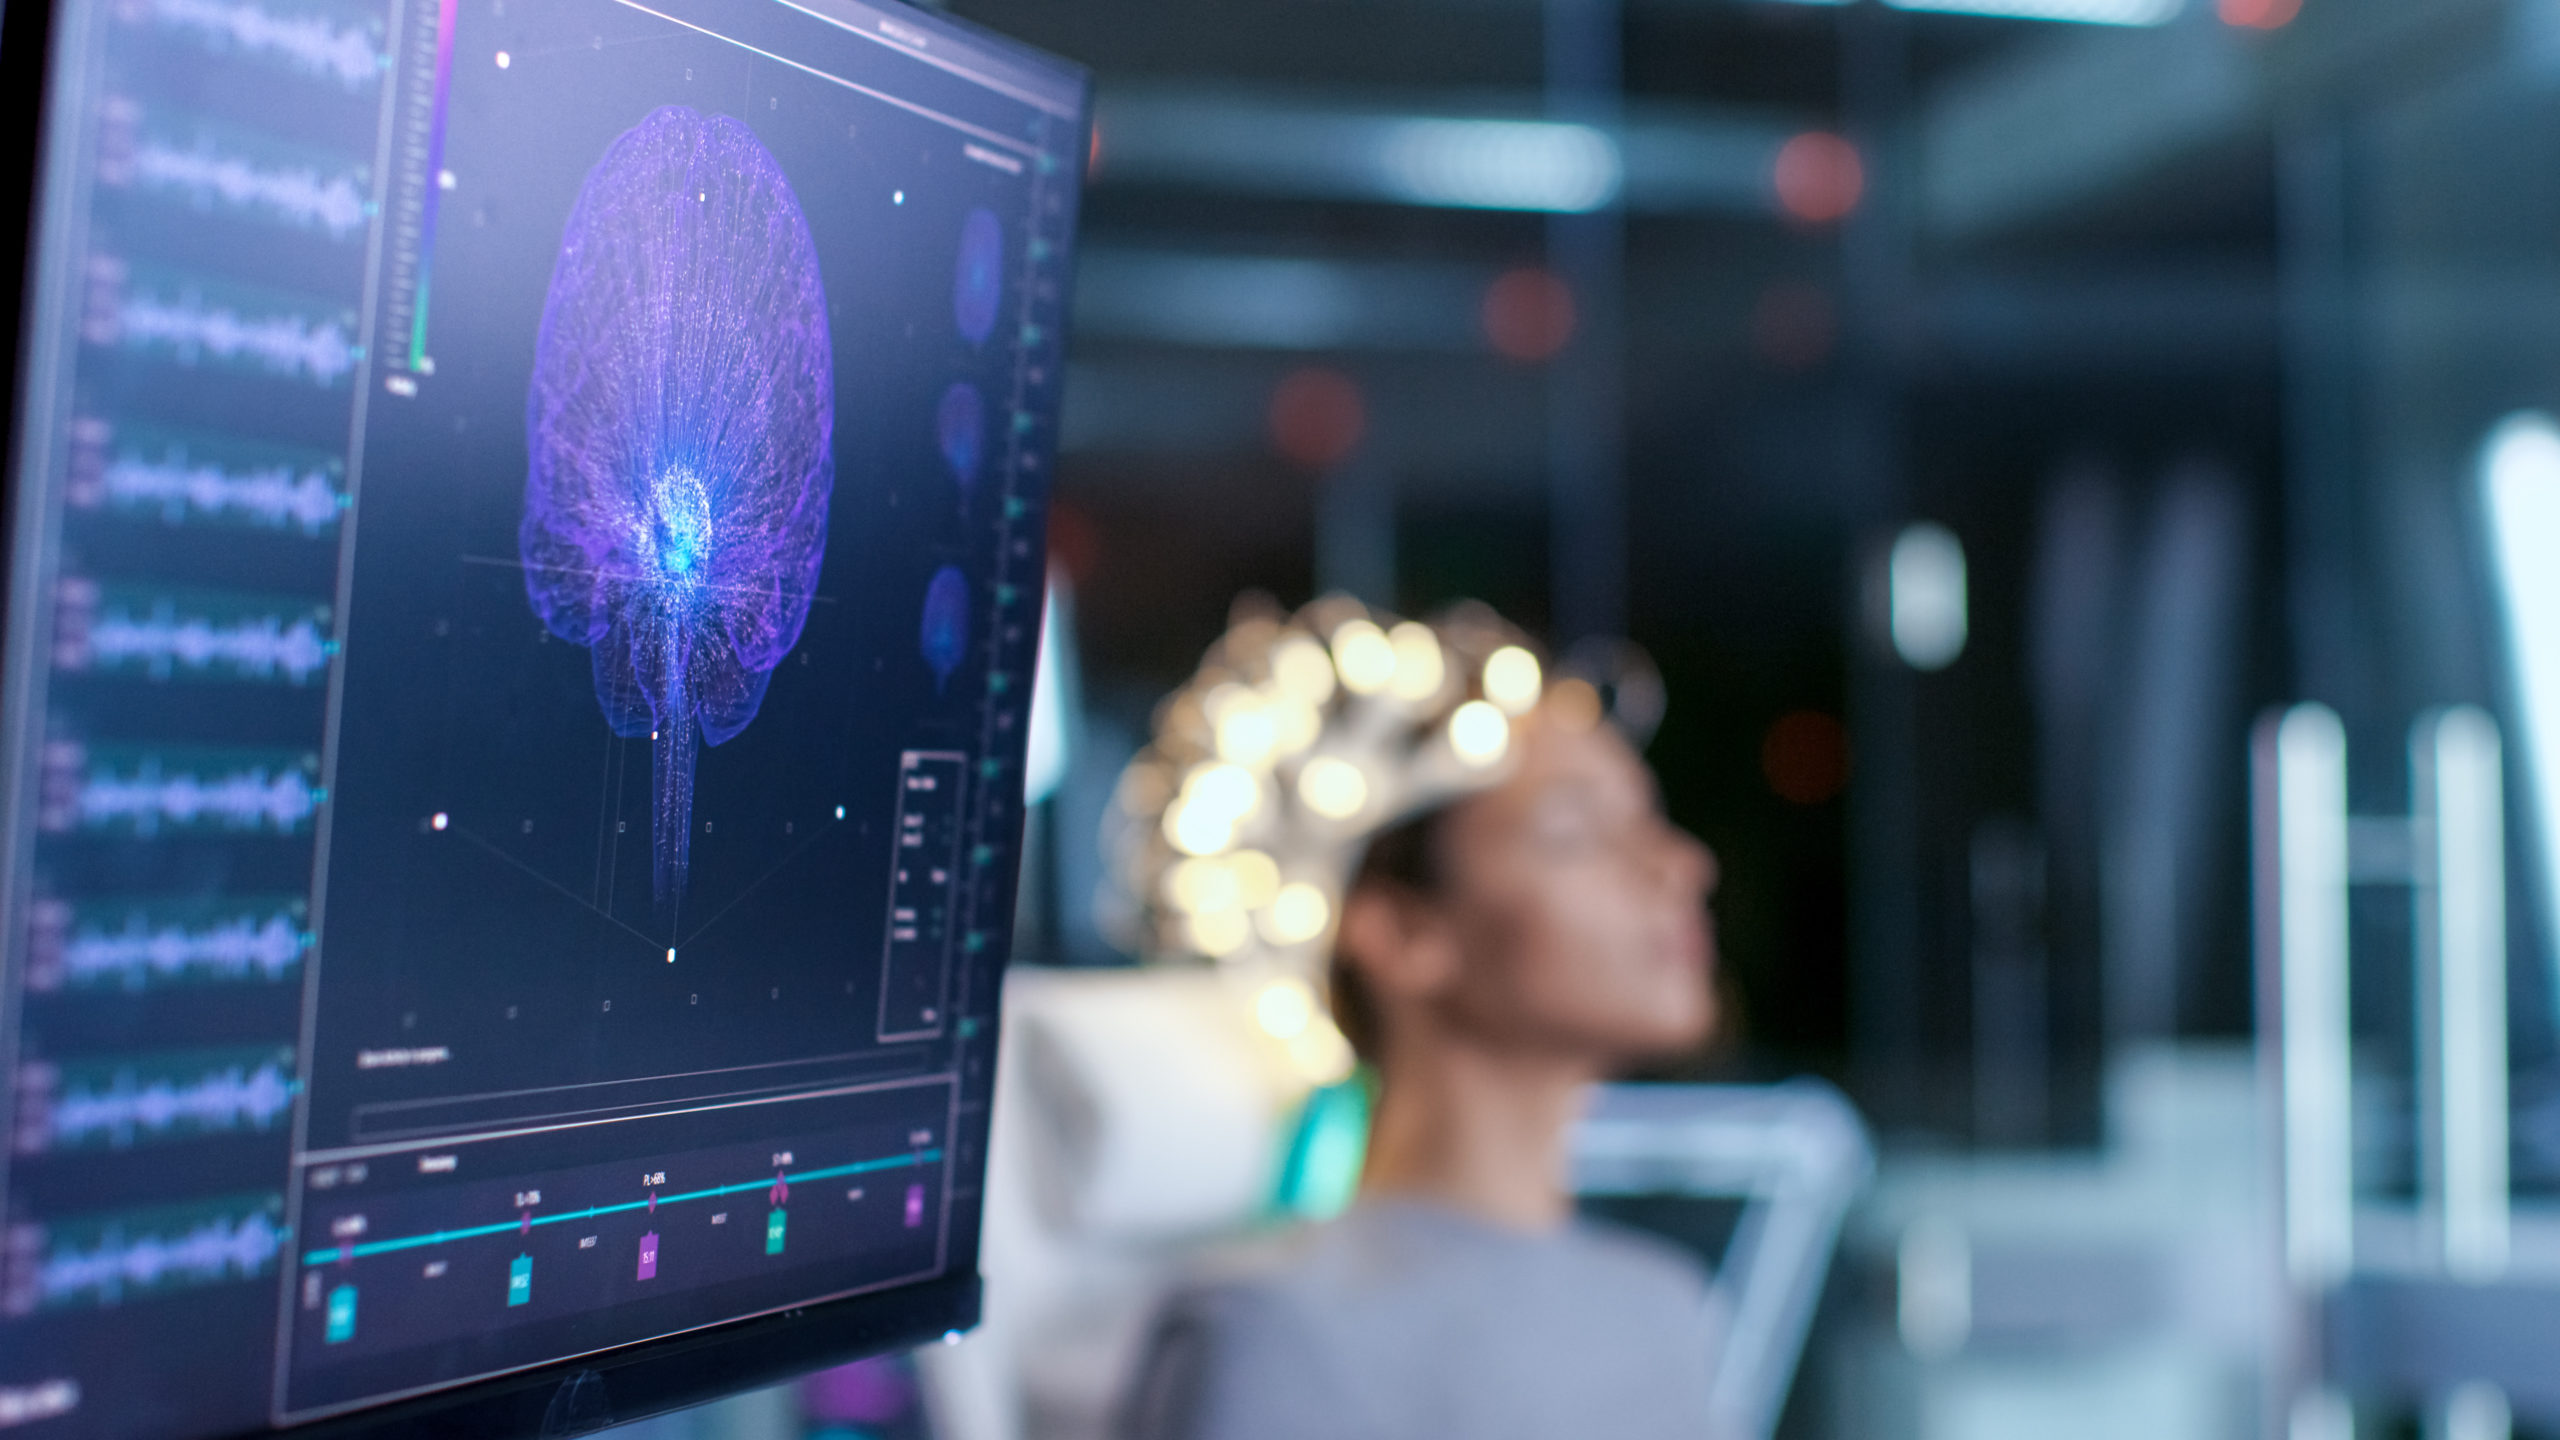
1121, 1200, 1726, 1440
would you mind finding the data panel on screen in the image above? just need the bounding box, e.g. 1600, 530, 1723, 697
0, 0, 1084, 1431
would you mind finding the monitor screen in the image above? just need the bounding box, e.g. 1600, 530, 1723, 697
0, 0, 1086, 1430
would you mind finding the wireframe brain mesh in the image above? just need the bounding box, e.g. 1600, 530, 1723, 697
521, 106, 835, 914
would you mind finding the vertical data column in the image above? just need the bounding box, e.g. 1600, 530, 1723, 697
878, 752, 967, 1042
0, 0, 394, 1380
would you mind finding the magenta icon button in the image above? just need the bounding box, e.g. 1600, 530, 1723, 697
903, 1185, 924, 1228
637, 1232, 659, 1280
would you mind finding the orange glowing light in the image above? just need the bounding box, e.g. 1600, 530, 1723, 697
1481, 268, 1578, 364
1268, 368, 1366, 470
2218, 0, 2300, 28
1774, 132, 1864, 225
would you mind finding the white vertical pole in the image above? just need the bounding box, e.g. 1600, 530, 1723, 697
2417, 707, 2509, 1281
2277, 704, 2354, 1287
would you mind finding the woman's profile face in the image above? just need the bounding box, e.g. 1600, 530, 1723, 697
1430, 711, 1718, 1065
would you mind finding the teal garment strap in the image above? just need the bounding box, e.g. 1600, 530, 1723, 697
1268, 1073, 1374, 1221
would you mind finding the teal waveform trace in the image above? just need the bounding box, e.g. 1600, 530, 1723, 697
299, 1149, 942, 1267
29, 895, 309, 992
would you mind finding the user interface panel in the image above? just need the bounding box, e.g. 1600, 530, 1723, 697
0, 0, 1083, 1431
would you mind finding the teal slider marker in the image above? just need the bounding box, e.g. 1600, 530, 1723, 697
508, 1254, 531, 1307
325, 1284, 357, 1343
765, 1209, 787, 1256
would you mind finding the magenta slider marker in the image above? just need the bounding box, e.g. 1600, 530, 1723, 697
903, 1185, 924, 1229
636, 1232, 659, 1281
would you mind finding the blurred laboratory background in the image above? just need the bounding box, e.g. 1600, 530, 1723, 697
611, 0, 2560, 1437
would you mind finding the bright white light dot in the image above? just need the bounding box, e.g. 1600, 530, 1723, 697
666, 948, 676, 963
1228, 850, 1281, 909
1261, 882, 1332, 946
1889, 522, 1968, 671
1186, 763, 1259, 819
1164, 856, 1240, 914
1298, 757, 1369, 820
1287, 1019, 1356, 1083
1483, 646, 1542, 715
1271, 634, 1337, 705
430, 812, 449, 831
835, 805, 846, 819
1331, 620, 1396, 695
1255, 978, 1316, 1039
1166, 801, 1236, 857
495, 50, 511, 67
1449, 700, 1509, 767
1187, 907, 1249, 957
1387, 622, 1445, 702
893, 190, 905, 204
1215, 705, 1277, 767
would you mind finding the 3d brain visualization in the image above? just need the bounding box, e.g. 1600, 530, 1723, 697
921, 565, 969, 692
520, 106, 834, 912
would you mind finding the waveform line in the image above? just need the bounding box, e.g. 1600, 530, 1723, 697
137, 0, 385, 90
77, 762, 319, 834
96, 451, 341, 533
42, 1057, 298, 1149
38, 1209, 284, 1307
84, 605, 331, 684
130, 140, 368, 239
59, 911, 304, 989
115, 291, 356, 387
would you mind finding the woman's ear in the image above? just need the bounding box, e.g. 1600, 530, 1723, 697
1337, 883, 1461, 1009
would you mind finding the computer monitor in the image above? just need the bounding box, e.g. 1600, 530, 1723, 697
0, 0, 1087, 1430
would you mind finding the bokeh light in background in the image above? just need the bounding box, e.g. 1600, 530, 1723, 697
2218, 0, 2302, 29
1266, 367, 1366, 469
1482, 267, 1578, 363
1763, 711, 1851, 806
1773, 132, 1864, 225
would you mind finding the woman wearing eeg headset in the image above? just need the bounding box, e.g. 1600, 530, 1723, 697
1107, 597, 1726, 1440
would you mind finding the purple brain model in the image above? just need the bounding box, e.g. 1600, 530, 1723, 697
953, 208, 1003, 346
521, 106, 834, 913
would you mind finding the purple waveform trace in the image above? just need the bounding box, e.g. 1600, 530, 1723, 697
921, 565, 968, 692
937, 381, 983, 501
522, 107, 834, 914
953, 208, 1002, 346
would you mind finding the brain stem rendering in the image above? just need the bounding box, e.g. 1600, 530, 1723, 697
521, 106, 834, 919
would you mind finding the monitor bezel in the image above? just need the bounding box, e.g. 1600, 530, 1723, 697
0, 0, 1086, 1428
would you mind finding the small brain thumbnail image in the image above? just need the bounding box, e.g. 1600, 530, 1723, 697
520, 105, 834, 913
920, 565, 969, 692
953, 208, 1003, 346
937, 381, 983, 500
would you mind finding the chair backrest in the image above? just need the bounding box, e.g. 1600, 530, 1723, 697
1576, 1082, 1874, 1440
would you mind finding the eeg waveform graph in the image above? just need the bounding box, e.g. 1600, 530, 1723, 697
53, 581, 334, 684
98, 97, 373, 241
39, 743, 323, 836
3, 1195, 288, 1314
67, 418, 347, 535
26, 897, 309, 992
122, 0, 388, 90
16, 1047, 299, 1152
83, 257, 360, 387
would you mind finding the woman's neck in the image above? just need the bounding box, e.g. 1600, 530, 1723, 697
1358, 1030, 1595, 1232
